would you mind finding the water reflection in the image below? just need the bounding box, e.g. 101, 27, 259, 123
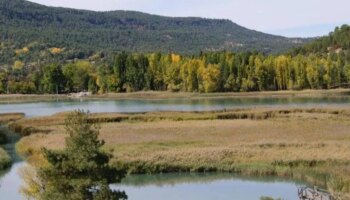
112, 173, 305, 200
0, 158, 307, 200
0, 127, 23, 200
119, 172, 305, 187
0, 96, 350, 117
19, 164, 128, 200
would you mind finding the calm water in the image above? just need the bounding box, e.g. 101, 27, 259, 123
0, 127, 24, 200
0, 96, 350, 117
112, 173, 305, 200
0, 161, 305, 200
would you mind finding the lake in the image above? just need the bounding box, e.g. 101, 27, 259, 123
1, 96, 350, 117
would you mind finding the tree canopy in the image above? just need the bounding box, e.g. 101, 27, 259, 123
0, 0, 308, 66
2, 49, 350, 94
21, 110, 127, 200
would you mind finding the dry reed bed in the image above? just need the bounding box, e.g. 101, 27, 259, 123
0, 113, 25, 124
9, 108, 350, 136
1, 89, 350, 103
0, 94, 68, 103
87, 89, 350, 100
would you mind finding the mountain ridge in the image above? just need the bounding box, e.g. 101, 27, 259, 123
0, 0, 311, 64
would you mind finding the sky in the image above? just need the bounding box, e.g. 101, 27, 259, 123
28, 0, 350, 38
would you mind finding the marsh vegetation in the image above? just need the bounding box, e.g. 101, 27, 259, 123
9, 107, 350, 199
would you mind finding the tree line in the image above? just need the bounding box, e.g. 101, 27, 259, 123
291, 25, 350, 55
1, 50, 350, 94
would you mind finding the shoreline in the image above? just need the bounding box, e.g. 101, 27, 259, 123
0, 89, 349, 104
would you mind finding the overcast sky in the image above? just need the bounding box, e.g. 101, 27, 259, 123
28, 0, 350, 38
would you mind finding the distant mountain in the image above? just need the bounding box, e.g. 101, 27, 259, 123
291, 25, 350, 55
0, 0, 310, 64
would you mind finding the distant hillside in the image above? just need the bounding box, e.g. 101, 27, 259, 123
291, 25, 350, 55
0, 0, 309, 64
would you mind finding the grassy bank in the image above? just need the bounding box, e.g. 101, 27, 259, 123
89, 89, 350, 100
0, 147, 11, 170
0, 113, 25, 124
0, 128, 13, 170
0, 94, 68, 104
12, 108, 350, 199
1, 88, 350, 103
0, 113, 24, 146
0, 114, 25, 170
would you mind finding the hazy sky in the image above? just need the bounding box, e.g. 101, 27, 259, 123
28, 0, 350, 38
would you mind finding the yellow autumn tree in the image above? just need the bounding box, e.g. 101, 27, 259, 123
198, 63, 220, 93
171, 54, 181, 63
50, 47, 62, 55
13, 60, 24, 71
275, 55, 290, 90
22, 47, 29, 53
180, 59, 201, 92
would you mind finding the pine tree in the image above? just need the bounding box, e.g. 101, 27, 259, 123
37, 110, 127, 200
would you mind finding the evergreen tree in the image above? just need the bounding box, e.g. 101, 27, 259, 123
36, 110, 127, 200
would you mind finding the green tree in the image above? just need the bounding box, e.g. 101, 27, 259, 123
147, 53, 165, 90
291, 55, 308, 90
0, 72, 6, 93
41, 63, 65, 93
254, 56, 269, 91
113, 52, 128, 92
306, 61, 320, 89
30, 111, 127, 200
164, 54, 182, 92
63, 61, 94, 92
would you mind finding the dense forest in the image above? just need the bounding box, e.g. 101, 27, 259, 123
0, 0, 308, 65
1, 25, 350, 94
291, 25, 350, 55
0, 0, 349, 94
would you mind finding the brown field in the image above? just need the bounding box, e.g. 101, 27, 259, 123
88, 89, 350, 99
11, 107, 350, 198
0, 94, 68, 104
0, 113, 25, 124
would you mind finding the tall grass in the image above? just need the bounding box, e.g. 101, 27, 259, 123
9, 108, 350, 136
0, 113, 25, 124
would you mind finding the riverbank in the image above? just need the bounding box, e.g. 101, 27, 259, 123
0, 128, 11, 170
90, 89, 350, 99
0, 147, 10, 170
0, 113, 25, 170
0, 94, 68, 104
1, 89, 350, 103
11, 108, 350, 199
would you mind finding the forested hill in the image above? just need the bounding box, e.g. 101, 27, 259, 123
0, 0, 307, 63
291, 25, 350, 55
